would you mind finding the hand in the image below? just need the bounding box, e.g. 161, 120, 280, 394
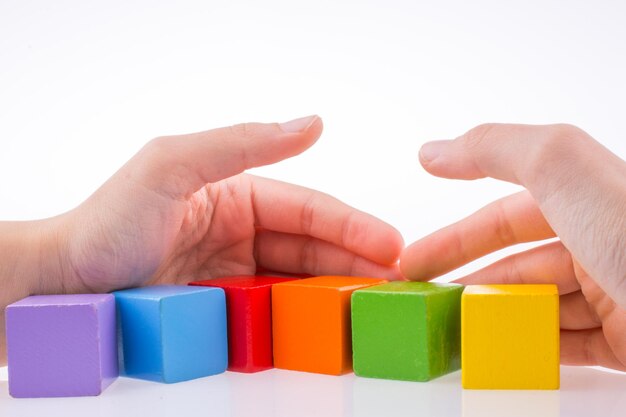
400, 123, 626, 371
53, 115, 403, 295
0, 115, 404, 364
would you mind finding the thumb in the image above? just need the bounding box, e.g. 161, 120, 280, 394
418, 123, 626, 309
128, 115, 323, 198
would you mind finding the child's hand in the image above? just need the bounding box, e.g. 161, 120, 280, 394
55, 115, 403, 294
400, 124, 626, 371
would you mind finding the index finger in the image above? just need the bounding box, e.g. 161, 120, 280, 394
400, 191, 554, 280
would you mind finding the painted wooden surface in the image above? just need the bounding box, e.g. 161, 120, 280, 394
114, 285, 228, 383
5, 294, 118, 398
189, 276, 297, 373
351, 281, 463, 381
461, 284, 560, 390
272, 276, 387, 375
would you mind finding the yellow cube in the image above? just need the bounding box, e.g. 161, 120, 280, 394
462, 285, 559, 390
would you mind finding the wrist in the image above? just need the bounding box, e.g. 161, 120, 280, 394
0, 217, 68, 364
0, 216, 70, 300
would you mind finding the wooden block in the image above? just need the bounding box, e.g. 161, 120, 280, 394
189, 275, 297, 373
6, 294, 118, 398
351, 281, 463, 381
461, 284, 560, 390
114, 285, 228, 383
272, 276, 387, 375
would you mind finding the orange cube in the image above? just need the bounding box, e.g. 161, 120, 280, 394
272, 276, 387, 375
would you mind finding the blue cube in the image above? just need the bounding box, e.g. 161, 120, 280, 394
114, 285, 228, 383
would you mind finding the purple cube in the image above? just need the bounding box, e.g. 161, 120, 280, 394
5, 294, 118, 398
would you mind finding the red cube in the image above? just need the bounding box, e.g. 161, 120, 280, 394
189, 275, 297, 373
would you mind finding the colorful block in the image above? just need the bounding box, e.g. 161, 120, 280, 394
462, 284, 560, 390
114, 285, 227, 383
272, 276, 387, 375
6, 294, 118, 398
189, 275, 297, 373
351, 281, 463, 381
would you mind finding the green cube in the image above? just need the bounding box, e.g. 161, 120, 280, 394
351, 282, 463, 381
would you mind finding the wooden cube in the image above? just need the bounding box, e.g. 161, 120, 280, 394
272, 276, 387, 375
114, 285, 228, 383
462, 284, 560, 389
189, 275, 297, 373
352, 281, 463, 381
6, 294, 118, 398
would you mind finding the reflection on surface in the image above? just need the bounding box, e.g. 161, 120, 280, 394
559, 366, 626, 417
352, 371, 462, 417
271, 369, 352, 417
0, 373, 233, 417
0, 366, 624, 417
463, 389, 559, 417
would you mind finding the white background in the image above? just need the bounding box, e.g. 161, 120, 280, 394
1, 0, 625, 415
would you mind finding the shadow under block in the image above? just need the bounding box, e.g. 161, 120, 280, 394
114, 285, 228, 383
272, 276, 387, 375
189, 275, 297, 373
5, 294, 118, 398
461, 284, 560, 390
351, 282, 463, 382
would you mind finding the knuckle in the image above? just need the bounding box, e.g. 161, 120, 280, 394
299, 193, 317, 235
461, 123, 498, 150
228, 122, 256, 140
535, 124, 592, 161
341, 212, 369, 250
493, 203, 517, 247
523, 124, 589, 188
145, 135, 173, 153
540, 124, 580, 153
136, 136, 192, 199
582, 331, 597, 365
300, 237, 318, 273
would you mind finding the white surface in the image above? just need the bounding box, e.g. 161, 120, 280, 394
1, 1, 626, 415
1, 366, 625, 417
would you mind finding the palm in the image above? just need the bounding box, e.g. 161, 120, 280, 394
149, 175, 258, 285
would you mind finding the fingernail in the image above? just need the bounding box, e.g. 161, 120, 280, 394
279, 115, 318, 133
419, 140, 447, 163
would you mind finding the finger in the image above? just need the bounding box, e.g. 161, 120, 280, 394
572, 261, 626, 363
253, 230, 403, 281
251, 176, 404, 265
454, 244, 601, 329
400, 191, 554, 280
129, 115, 324, 199
561, 329, 626, 371
454, 241, 579, 294
418, 123, 623, 191
419, 123, 626, 308
560, 291, 602, 330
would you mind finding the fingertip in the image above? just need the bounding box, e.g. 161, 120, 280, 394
276, 115, 323, 156
380, 264, 407, 282
365, 219, 405, 265
399, 243, 427, 281
278, 114, 321, 134
418, 138, 486, 180
419, 140, 447, 165
418, 140, 452, 178
306, 115, 324, 143
385, 228, 405, 264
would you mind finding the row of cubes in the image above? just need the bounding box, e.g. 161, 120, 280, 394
5, 276, 560, 398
